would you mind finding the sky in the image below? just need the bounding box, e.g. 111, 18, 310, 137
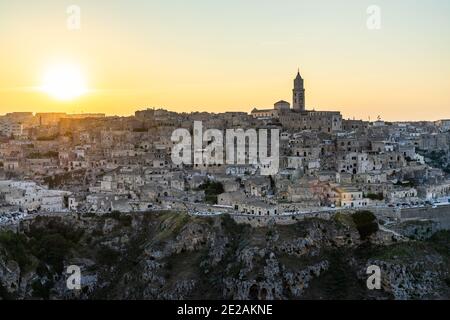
0, 0, 449, 121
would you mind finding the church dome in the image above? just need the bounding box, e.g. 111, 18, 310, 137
274, 100, 290, 110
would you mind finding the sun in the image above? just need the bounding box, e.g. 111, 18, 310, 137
41, 64, 87, 101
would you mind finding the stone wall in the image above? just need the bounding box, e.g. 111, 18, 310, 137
231, 211, 333, 227
400, 206, 450, 229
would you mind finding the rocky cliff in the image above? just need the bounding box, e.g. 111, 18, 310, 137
0, 211, 449, 300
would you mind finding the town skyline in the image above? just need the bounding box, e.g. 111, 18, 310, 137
0, 68, 448, 122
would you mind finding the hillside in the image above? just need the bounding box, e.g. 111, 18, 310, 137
0, 211, 449, 300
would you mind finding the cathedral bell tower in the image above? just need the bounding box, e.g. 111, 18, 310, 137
293, 69, 305, 111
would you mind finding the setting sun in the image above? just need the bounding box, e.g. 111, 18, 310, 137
40, 64, 87, 101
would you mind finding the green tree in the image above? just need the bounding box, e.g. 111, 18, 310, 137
351, 211, 379, 240
199, 180, 224, 204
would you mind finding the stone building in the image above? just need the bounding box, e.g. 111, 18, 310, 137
293, 70, 305, 111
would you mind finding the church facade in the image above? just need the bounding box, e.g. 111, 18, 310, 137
251, 70, 342, 133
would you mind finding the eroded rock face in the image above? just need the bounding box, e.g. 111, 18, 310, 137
359, 257, 449, 300
0, 212, 448, 300
0, 258, 20, 295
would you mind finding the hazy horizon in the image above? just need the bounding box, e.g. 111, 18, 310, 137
0, 106, 449, 123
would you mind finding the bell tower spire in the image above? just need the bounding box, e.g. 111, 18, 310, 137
293, 69, 305, 111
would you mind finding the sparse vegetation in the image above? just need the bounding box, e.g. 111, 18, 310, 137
198, 180, 224, 204
366, 193, 384, 201
334, 212, 355, 228
27, 151, 59, 159
351, 211, 379, 240
104, 211, 133, 227
395, 180, 416, 188
0, 230, 32, 271
36, 134, 59, 141
97, 246, 120, 265
133, 127, 148, 132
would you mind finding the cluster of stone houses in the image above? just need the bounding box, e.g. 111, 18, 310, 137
0, 180, 70, 213
1, 72, 449, 218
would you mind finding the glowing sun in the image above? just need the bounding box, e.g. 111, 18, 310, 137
41, 64, 87, 100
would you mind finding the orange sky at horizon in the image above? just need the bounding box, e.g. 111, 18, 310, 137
0, 0, 449, 121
